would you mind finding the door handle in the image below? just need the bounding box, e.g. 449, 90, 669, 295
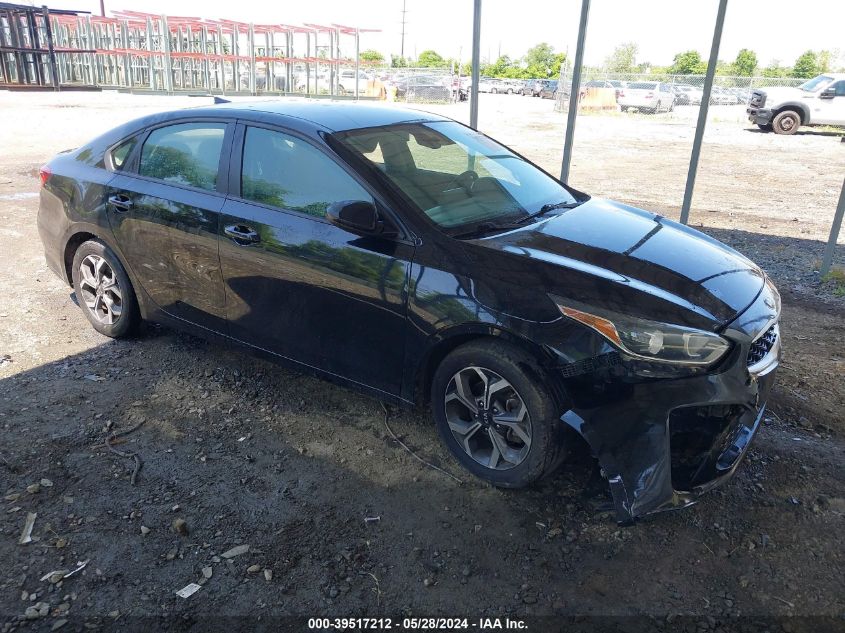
108, 194, 132, 212
224, 224, 260, 244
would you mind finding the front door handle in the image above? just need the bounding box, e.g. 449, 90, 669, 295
224, 224, 260, 244
108, 194, 132, 212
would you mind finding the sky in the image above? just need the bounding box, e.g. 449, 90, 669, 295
39, 0, 844, 69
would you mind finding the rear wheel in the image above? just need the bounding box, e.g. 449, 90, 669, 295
772, 110, 800, 135
71, 239, 140, 338
431, 340, 567, 488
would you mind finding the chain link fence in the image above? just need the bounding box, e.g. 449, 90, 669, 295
353, 66, 459, 104
554, 71, 806, 118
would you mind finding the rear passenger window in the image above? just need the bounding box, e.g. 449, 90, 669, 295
110, 137, 138, 170
240, 126, 372, 218
139, 122, 226, 191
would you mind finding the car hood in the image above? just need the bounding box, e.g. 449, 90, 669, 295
475, 198, 765, 330
758, 86, 813, 102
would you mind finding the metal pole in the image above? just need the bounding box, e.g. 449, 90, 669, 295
560, 0, 590, 183
820, 178, 845, 276
679, 0, 728, 225
469, 0, 481, 130
161, 15, 172, 92
354, 27, 360, 99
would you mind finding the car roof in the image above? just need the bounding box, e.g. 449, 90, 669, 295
165, 99, 451, 133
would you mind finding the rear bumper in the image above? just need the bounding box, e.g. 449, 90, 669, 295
37, 187, 70, 283
747, 107, 773, 125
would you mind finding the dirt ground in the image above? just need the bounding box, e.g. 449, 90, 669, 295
1, 91, 844, 631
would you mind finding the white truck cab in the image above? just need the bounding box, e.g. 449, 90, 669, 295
747, 73, 845, 134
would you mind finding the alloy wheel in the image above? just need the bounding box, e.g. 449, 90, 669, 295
444, 366, 532, 470
78, 254, 123, 325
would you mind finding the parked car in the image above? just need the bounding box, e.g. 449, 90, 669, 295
617, 81, 675, 113
523, 79, 553, 97
476, 77, 500, 93
501, 79, 525, 94
394, 75, 451, 101
338, 69, 372, 94
584, 79, 625, 100
709, 86, 738, 105
672, 84, 703, 105
37, 101, 780, 525
747, 73, 845, 134
539, 80, 559, 99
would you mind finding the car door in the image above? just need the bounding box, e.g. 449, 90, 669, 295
106, 119, 233, 332
814, 80, 845, 124
218, 123, 414, 397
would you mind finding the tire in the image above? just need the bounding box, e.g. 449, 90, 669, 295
431, 340, 568, 488
756, 123, 773, 132
71, 239, 140, 338
490, 88, 497, 94
772, 109, 800, 135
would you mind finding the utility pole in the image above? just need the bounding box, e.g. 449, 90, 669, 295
99, 0, 105, 17
400, 0, 407, 59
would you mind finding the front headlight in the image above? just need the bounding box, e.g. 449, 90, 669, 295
550, 296, 731, 366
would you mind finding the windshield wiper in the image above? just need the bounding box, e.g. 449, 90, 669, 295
516, 200, 583, 224
450, 200, 584, 239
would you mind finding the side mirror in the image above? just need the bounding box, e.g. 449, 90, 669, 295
819, 89, 835, 99
327, 200, 381, 235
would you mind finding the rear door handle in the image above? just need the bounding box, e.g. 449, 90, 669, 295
224, 224, 260, 244
108, 194, 132, 212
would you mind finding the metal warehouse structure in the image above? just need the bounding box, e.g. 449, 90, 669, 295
0, 2, 377, 97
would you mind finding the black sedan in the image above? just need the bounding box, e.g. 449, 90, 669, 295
37, 101, 780, 524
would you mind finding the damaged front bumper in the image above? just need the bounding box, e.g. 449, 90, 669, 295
554, 284, 781, 525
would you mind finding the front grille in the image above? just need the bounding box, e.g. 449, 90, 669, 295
747, 324, 778, 367
749, 90, 765, 107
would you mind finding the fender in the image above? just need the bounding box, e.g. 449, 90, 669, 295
773, 101, 811, 123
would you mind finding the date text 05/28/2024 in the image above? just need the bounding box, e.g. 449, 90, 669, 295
307, 618, 527, 630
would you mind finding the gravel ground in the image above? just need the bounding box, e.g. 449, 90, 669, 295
0, 91, 843, 631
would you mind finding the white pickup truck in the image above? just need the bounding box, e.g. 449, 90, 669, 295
747, 73, 845, 134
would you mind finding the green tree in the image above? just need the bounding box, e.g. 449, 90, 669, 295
604, 42, 638, 73
524, 42, 563, 78
762, 59, 790, 78
791, 50, 819, 78
359, 49, 384, 64
817, 49, 832, 72
390, 54, 408, 68
417, 49, 447, 67
669, 50, 707, 75
732, 48, 757, 76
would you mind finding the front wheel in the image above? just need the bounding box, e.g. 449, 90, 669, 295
772, 110, 800, 135
431, 340, 567, 488
71, 239, 140, 338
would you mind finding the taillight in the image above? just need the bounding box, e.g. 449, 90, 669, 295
618, 90, 625, 97
646, 92, 654, 99
39, 165, 51, 187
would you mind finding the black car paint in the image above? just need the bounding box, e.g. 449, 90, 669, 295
37, 101, 780, 524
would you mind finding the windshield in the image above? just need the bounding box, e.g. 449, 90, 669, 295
332, 121, 580, 233
799, 75, 834, 92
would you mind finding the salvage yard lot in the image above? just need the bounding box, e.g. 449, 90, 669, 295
0, 92, 844, 628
